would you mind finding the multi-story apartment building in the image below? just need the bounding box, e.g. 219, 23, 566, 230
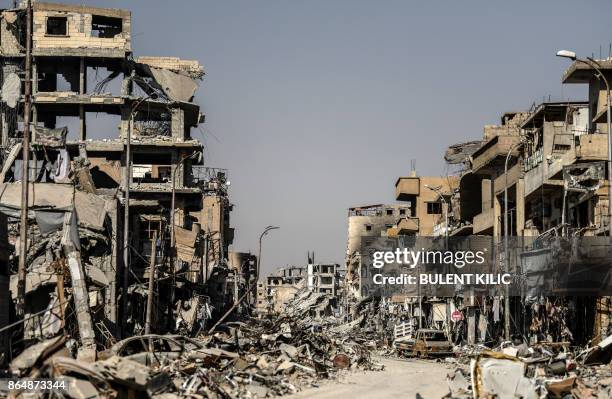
345, 59, 612, 344
0, 1, 236, 351
307, 263, 339, 296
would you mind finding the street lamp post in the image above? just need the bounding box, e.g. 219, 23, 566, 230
121, 94, 153, 336
503, 141, 522, 341
557, 50, 612, 240
257, 226, 279, 280
424, 184, 449, 333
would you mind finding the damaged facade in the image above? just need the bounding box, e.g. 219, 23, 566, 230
0, 0, 241, 367
342, 60, 612, 353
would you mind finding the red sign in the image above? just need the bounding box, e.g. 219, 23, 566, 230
451, 310, 464, 322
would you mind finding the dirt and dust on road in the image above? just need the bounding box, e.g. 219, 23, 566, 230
288, 356, 452, 399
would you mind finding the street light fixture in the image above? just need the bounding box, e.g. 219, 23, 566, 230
557, 50, 612, 240
257, 225, 279, 280
556, 50, 577, 60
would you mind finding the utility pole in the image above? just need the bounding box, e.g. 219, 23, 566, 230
17, 0, 33, 318
144, 231, 158, 335
121, 113, 133, 336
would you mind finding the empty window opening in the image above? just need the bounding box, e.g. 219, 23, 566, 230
88, 153, 121, 189
85, 112, 121, 140
427, 202, 442, 215
39, 71, 78, 92
365, 224, 372, 231
132, 106, 172, 137
38, 61, 80, 92
87, 66, 123, 96
132, 153, 172, 184
321, 276, 333, 285
56, 72, 75, 92
386, 209, 393, 215
54, 116, 80, 141
399, 209, 406, 215
46, 17, 68, 36
91, 15, 123, 38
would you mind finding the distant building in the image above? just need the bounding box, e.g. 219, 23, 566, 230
257, 266, 306, 314
345, 204, 410, 299
307, 263, 339, 296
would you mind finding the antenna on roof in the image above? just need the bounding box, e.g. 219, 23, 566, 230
410, 159, 416, 174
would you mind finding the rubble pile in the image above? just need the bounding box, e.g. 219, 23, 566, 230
5, 289, 383, 398
445, 336, 612, 398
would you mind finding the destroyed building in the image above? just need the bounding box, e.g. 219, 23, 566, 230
258, 266, 306, 314
345, 204, 411, 299
344, 60, 612, 349
307, 263, 340, 296
259, 262, 344, 317
0, 1, 237, 364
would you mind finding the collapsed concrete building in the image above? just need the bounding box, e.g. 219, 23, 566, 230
257, 266, 306, 314
258, 262, 344, 317
0, 1, 240, 365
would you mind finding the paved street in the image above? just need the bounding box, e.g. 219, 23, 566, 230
289, 357, 451, 399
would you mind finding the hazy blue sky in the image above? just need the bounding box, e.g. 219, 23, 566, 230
62, 0, 610, 273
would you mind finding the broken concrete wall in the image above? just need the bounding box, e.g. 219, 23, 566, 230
1, 10, 25, 56
135, 56, 204, 79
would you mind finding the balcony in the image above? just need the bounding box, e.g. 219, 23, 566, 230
395, 177, 420, 200
471, 135, 520, 175
473, 207, 494, 235
396, 217, 419, 234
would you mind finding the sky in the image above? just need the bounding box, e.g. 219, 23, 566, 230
59, 0, 611, 274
